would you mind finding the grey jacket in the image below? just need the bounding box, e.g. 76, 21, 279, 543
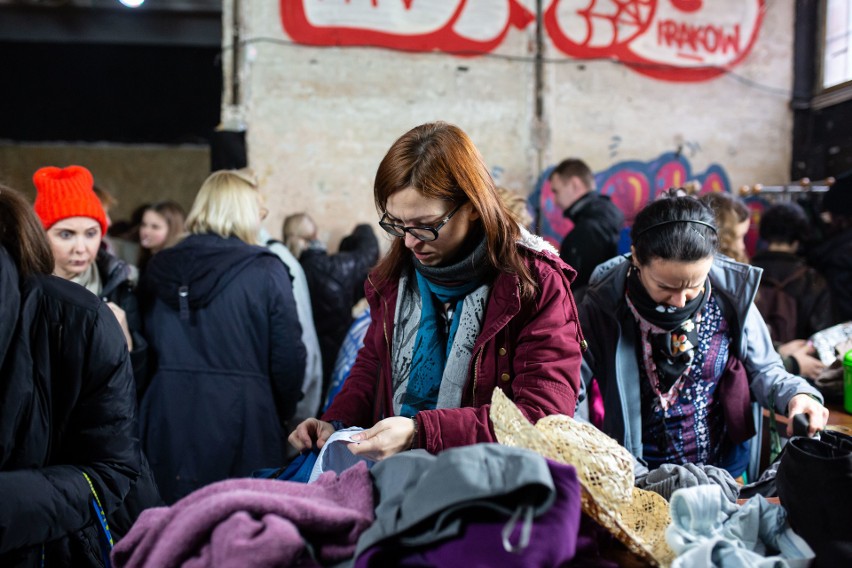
578, 254, 822, 461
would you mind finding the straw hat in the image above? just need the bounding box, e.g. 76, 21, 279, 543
490, 389, 674, 567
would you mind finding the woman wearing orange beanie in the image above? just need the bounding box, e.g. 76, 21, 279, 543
33, 165, 149, 398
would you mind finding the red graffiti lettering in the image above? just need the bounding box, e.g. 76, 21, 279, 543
280, 0, 534, 55
657, 20, 741, 58
546, 0, 763, 82
280, 0, 764, 82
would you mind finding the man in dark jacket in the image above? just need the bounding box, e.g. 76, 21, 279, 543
550, 158, 624, 300
811, 172, 852, 323
300, 224, 379, 401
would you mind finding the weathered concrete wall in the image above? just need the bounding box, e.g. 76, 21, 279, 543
237, 1, 537, 248
0, 142, 209, 224
235, 1, 794, 248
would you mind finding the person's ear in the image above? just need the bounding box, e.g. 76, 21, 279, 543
629, 245, 640, 269
466, 202, 480, 222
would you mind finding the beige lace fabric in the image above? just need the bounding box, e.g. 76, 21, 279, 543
490, 389, 675, 567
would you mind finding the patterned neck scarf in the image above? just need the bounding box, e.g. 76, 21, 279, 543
625, 266, 711, 409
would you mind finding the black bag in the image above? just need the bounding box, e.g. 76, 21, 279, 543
776, 430, 852, 566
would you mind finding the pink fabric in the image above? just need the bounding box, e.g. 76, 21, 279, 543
589, 378, 606, 430
111, 462, 374, 568
323, 247, 584, 454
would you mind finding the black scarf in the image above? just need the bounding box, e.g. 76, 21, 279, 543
626, 266, 710, 391
412, 228, 494, 288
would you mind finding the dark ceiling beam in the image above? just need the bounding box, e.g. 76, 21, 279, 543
0, 6, 221, 46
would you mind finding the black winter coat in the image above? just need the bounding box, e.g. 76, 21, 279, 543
559, 192, 624, 299
96, 247, 149, 398
300, 224, 379, 392
0, 247, 156, 567
139, 234, 306, 504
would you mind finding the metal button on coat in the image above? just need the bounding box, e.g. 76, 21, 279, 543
499, 347, 507, 356
501, 372, 510, 382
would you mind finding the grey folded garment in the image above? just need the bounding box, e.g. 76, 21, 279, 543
635, 463, 740, 503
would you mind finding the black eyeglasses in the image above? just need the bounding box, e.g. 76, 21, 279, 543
378, 202, 463, 242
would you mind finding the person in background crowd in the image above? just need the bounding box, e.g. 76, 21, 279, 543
137, 200, 186, 274
810, 172, 852, 323
699, 192, 751, 264
33, 165, 149, 397
289, 121, 585, 460
549, 158, 624, 301
283, 213, 379, 402
579, 192, 828, 480
494, 185, 534, 230
752, 202, 832, 378
106, 202, 148, 268
139, 169, 306, 504
0, 185, 159, 567
254, 172, 323, 450
322, 298, 371, 414
93, 184, 119, 251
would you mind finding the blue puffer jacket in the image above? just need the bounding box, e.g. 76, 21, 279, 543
578, 254, 823, 465
139, 233, 306, 504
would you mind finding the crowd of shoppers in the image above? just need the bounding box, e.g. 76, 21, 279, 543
0, 123, 847, 566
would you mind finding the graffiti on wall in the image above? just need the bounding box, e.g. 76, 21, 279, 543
279, 0, 536, 54
280, 0, 765, 82
529, 151, 732, 251
545, 0, 765, 81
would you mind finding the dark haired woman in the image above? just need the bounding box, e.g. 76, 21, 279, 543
578, 193, 828, 479
289, 122, 585, 460
137, 200, 186, 274
0, 185, 159, 566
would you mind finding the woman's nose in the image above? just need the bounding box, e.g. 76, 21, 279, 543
668, 292, 688, 308
403, 232, 421, 249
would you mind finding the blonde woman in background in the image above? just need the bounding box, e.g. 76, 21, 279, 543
699, 192, 751, 263
139, 169, 306, 504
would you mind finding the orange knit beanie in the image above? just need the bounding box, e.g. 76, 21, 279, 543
33, 165, 108, 235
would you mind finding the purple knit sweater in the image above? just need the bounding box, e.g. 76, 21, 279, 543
111, 462, 374, 568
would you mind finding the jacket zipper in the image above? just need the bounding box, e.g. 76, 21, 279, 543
472, 348, 483, 404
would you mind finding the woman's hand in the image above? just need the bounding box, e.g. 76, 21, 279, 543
786, 393, 829, 437
106, 302, 133, 351
780, 339, 826, 378
288, 418, 335, 452
347, 416, 416, 461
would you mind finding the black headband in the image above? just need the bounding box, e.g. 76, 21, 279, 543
634, 219, 718, 240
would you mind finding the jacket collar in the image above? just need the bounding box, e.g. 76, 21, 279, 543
96, 246, 132, 298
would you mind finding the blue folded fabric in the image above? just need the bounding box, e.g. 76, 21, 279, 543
252, 451, 319, 484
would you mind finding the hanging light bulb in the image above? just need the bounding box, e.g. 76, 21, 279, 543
119, 0, 145, 7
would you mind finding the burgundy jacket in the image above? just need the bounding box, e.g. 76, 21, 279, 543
322, 237, 584, 453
